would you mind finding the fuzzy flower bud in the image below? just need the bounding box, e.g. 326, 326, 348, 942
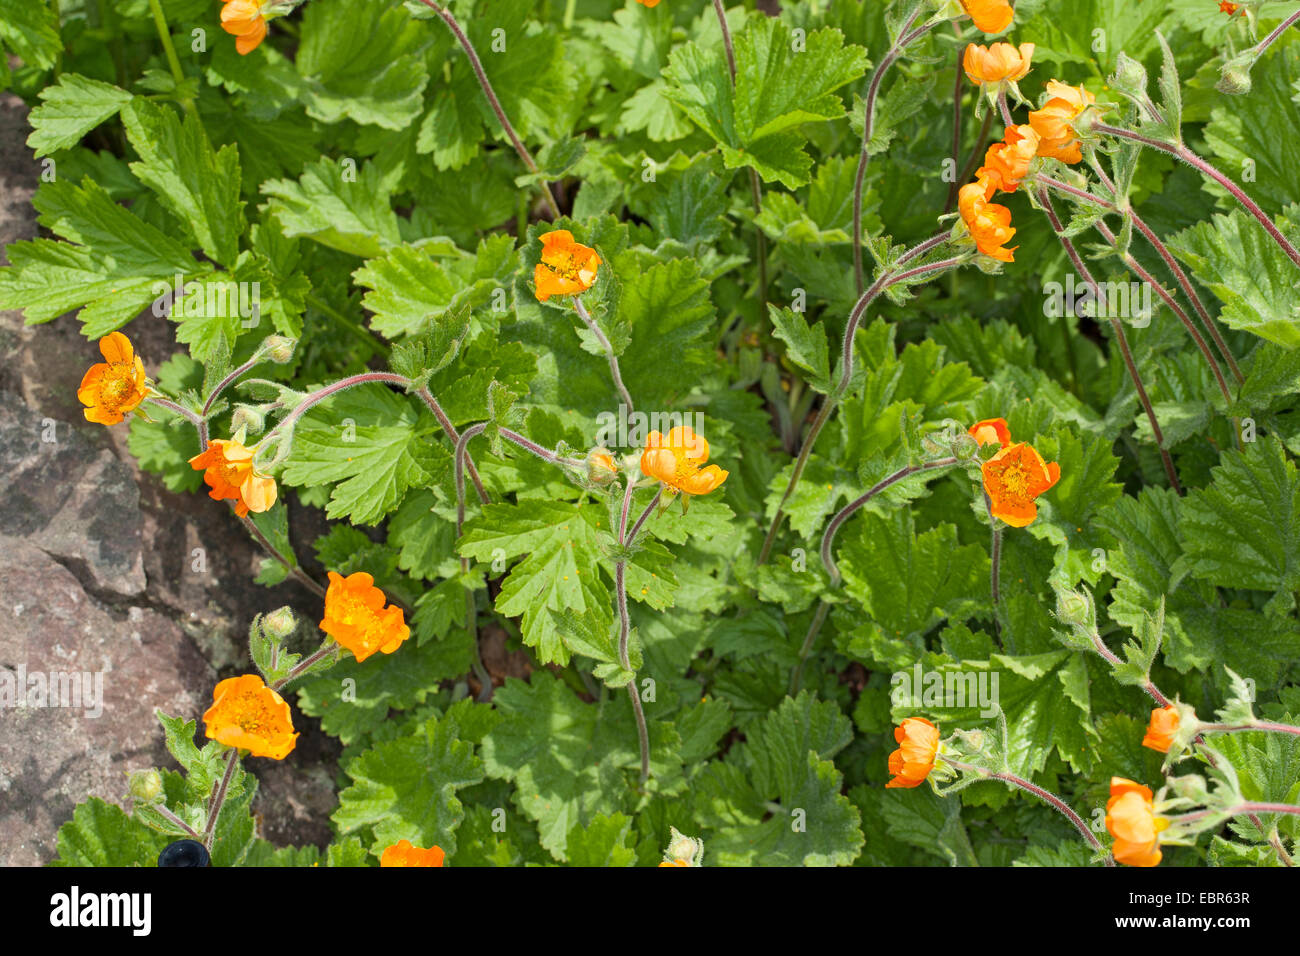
128, 768, 164, 804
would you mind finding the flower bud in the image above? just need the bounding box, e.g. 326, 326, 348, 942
263, 336, 297, 364
664, 826, 701, 865
1216, 61, 1253, 96
230, 404, 266, 437
587, 447, 618, 484
263, 606, 297, 640
1055, 587, 1092, 629
128, 768, 164, 804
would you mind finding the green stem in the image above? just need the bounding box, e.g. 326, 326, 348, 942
146, 0, 196, 117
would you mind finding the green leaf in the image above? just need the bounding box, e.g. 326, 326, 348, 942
121, 100, 245, 268
296, 0, 430, 130
837, 510, 988, 669
613, 257, 717, 407
50, 799, 170, 867
354, 236, 515, 339
769, 305, 833, 395
458, 499, 612, 666
333, 712, 484, 857
903, 652, 1096, 776
1166, 206, 1300, 348
1179, 437, 1300, 600
663, 17, 867, 188
156, 710, 226, 800
262, 158, 402, 258
128, 413, 203, 493
480, 672, 679, 859
295, 633, 474, 744
26, 74, 132, 157
0, 0, 62, 71
280, 385, 449, 525
1098, 485, 1300, 686
564, 812, 638, 867
0, 177, 197, 334
875, 786, 979, 866
695, 693, 862, 866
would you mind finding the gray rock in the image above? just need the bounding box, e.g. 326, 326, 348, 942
0, 389, 148, 596
0, 540, 213, 867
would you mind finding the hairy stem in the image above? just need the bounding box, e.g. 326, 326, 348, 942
272, 641, 338, 690
201, 749, 239, 850
1071, 164, 1242, 385
710, 0, 768, 317
153, 803, 202, 841
573, 296, 636, 414
414, 0, 560, 218
1249, 9, 1300, 58
454, 423, 494, 701
1198, 720, 1300, 737
417, 386, 489, 505
1036, 186, 1182, 493
758, 253, 965, 564
852, 7, 935, 295
943, 32, 966, 213
1093, 123, 1300, 269
1091, 220, 1234, 409
144, 395, 204, 429
946, 758, 1112, 862
237, 513, 326, 598
789, 457, 959, 694
615, 479, 653, 784
499, 426, 586, 469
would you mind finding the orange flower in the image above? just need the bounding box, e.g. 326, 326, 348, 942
960, 0, 1014, 34
1029, 80, 1096, 165
958, 176, 1017, 262
658, 859, 690, 867
1141, 705, 1181, 753
885, 717, 940, 789
320, 571, 410, 663
977, 124, 1040, 194
380, 840, 445, 867
963, 42, 1034, 85
588, 448, 617, 480
1219, 1, 1238, 14
640, 425, 728, 497
202, 674, 298, 759
981, 441, 1059, 527
221, 1, 268, 55
637, 0, 662, 6
968, 418, 1011, 448
1106, 777, 1168, 867
533, 230, 601, 302
78, 332, 149, 426
189, 439, 278, 517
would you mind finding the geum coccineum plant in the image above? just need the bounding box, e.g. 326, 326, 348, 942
3, 0, 1299, 868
